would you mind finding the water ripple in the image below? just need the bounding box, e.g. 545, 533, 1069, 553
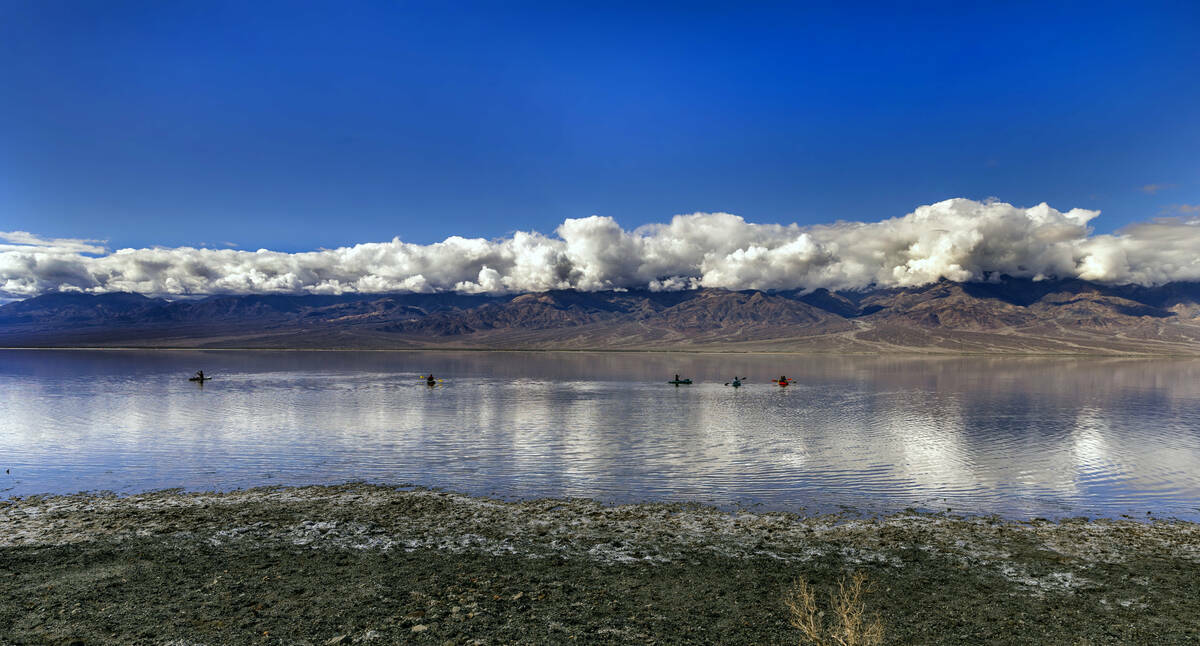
2, 350, 1199, 520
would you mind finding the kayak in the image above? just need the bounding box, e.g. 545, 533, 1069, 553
667, 379, 693, 385
188, 377, 212, 382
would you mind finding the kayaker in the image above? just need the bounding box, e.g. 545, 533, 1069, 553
195, 370, 205, 380
426, 374, 436, 386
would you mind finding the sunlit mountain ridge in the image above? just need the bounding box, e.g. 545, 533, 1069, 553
3, 278, 1200, 354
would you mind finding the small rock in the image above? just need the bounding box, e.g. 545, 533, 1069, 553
325, 635, 350, 645
412, 624, 429, 633
360, 629, 382, 641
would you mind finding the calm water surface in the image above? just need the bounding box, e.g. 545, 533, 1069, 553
2, 350, 1198, 520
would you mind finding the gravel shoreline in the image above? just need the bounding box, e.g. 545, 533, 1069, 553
2, 484, 1198, 644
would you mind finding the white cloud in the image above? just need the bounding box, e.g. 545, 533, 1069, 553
0, 231, 107, 255
3, 198, 1200, 299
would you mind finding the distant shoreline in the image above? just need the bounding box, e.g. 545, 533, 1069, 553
4, 345, 1200, 358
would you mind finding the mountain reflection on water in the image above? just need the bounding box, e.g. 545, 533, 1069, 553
1, 350, 1198, 520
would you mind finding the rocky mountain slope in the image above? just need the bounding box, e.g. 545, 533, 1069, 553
3, 278, 1200, 354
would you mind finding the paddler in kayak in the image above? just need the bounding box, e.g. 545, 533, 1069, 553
425, 374, 437, 386
195, 370, 205, 380
775, 375, 792, 386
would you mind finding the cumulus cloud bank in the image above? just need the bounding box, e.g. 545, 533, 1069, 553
4, 198, 1200, 299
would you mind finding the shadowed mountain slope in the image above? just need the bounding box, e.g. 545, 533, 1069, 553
2, 279, 1199, 354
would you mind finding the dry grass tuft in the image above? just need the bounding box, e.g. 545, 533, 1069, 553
785, 571, 884, 646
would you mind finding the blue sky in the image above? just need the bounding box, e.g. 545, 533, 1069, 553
1, 1, 1197, 252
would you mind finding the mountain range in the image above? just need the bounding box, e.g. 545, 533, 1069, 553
3, 278, 1200, 354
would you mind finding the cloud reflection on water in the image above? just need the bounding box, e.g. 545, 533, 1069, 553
1, 351, 1197, 519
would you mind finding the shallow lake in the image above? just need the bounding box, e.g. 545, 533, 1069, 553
2, 349, 1198, 520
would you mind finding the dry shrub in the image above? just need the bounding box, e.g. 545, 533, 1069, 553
784, 571, 884, 646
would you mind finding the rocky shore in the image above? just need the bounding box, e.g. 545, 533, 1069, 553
2, 484, 1198, 644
